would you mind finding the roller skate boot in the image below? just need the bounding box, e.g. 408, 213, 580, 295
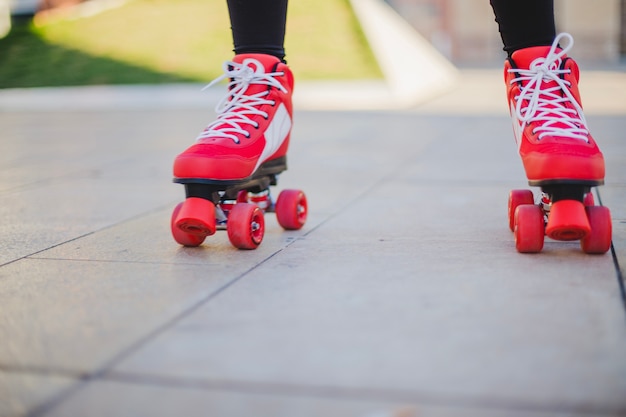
171, 54, 307, 249
505, 33, 611, 254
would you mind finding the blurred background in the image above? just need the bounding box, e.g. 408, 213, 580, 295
0, 0, 383, 87
387, 0, 626, 66
0, 0, 624, 88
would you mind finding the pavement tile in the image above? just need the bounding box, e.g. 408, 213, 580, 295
0, 164, 179, 266
0, 110, 199, 265
109, 226, 625, 410
594, 115, 626, 273
0, 258, 245, 372
0, 371, 75, 417
0, 110, 195, 193
397, 115, 525, 184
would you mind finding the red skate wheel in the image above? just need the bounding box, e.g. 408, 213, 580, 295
583, 192, 595, 207
508, 189, 534, 231
227, 203, 265, 249
174, 197, 216, 238
514, 205, 544, 253
545, 200, 590, 241
236, 190, 249, 203
171, 202, 207, 247
580, 206, 612, 254
275, 189, 308, 230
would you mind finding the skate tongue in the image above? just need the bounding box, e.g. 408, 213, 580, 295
232, 53, 281, 68
510, 45, 570, 97
511, 46, 556, 71
198, 54, 284, 142
511, 45, 588, 140
511, 46, 564, 114
230, 54, 282, 96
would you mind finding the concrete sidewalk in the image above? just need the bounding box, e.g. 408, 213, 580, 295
1, 66, 625, 416
2, 0, 626, 413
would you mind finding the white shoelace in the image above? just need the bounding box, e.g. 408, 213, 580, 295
197, 58, 287, 144
509, 33, 589, 142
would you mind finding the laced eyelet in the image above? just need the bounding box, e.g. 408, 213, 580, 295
198, 60, 289, 144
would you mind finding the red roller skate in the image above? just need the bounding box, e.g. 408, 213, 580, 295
505, 33, 611, 254
171, 54, 307, 249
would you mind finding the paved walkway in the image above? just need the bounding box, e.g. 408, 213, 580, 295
2, 0, 626, 414
1, 66, 625, 416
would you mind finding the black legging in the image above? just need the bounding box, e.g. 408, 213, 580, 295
226, 0, 288, 61
225, 0, 557, 61
489, 0, 556, 56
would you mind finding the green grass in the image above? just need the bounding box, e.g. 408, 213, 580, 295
0, 0, 382, 88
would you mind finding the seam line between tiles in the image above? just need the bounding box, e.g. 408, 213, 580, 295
57, 369, 626, 416
0, 202, 178, 269
6, 362, 625, 416
609, 242, 626, 316
21, 256, 267, 266
0, 233, 96, 269
596, 189, 626, 318
24, 231, 313, 417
